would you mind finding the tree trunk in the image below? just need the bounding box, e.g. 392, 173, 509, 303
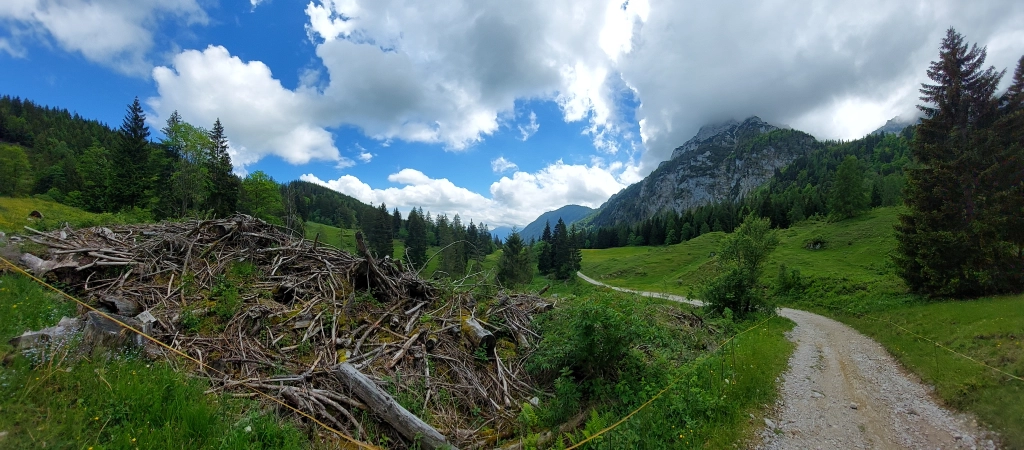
333, 362, 455, 449
460, 316, 495, 354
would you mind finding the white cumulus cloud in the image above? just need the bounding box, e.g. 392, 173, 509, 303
518, 111, 540, 141
151, 0, 644, 168
491, 156, 518, 173
301, 159, 636, 227
0, 0, 208, 75
149, 45, 341, 171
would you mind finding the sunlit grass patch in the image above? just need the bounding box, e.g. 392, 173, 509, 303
0, 196, 146, 234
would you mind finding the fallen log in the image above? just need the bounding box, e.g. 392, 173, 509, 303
20, 253, 55, 275
333, 362, 455, 449
461, 316, 495, 355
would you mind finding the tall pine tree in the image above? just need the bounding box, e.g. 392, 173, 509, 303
497, 230, 533, 287
207, 118, 239, 217
895, 28, 1022, 297
112, 97, 151, 210
406, 208, 428, 269
537, 221, 554, 275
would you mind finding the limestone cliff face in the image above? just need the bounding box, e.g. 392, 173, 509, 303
591, 117, 818, 226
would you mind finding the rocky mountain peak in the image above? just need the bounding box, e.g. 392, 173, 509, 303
670, 116, 777, 160
871, 115, 918, 135
591, 116, 816, 227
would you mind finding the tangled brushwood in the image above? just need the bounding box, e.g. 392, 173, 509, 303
15, 214, 552, 449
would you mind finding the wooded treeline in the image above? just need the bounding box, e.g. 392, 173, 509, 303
0, 95, 499, 277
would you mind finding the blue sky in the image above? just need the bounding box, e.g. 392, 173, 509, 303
3, 0, 1023, 228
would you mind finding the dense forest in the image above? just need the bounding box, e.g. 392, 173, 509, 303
0, 95, 498, 276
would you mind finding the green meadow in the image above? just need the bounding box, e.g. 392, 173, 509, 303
579, 206, 1024, 447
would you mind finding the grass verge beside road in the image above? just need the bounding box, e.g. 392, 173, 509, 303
579, 206, 1023, 447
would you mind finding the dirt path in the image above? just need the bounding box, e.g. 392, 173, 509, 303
576, 273, 996, 449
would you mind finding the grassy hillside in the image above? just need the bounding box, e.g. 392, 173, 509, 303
0, 196, 145, 234
579, 206, 1024, 447
581, 231, 725, 295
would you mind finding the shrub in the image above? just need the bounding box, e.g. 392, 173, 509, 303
773, 263, 807, 297
701, 214, 779, 318
528, 293, 642, 383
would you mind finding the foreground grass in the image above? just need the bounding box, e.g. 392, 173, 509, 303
567, 313, 794, 449
0, 273, 308, 449
580, 206, 1024, 447
514, 277, 794, 448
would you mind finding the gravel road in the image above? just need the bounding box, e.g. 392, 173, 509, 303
575, 273, 997, 449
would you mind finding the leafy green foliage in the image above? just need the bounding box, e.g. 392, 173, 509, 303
701, 214, 779, 317
0, 143, 33, 196
239, 171, 284, 224
828, 155, 869, 220
529, 292, 642, 382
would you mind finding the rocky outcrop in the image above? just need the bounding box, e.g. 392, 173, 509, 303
591, 116, 818, 226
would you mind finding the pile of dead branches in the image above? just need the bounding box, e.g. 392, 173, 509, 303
18, 214, 551, 449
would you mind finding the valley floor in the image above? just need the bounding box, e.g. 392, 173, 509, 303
576, 272, 996, 449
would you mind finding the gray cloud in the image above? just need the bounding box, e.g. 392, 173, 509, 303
623, 0, 1024, 170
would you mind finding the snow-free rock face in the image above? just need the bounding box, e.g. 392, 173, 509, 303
870, 115, 918, 136
591, 116, 817, 226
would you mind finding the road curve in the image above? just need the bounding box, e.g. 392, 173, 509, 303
575, 272, 996, 449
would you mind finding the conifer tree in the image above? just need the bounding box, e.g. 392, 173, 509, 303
551, 218, 580, 279
207, 118, 239, 217
537, 221, 554, 274
372, 203, 394, 259
406, 208, 428, 268
112, 97, 151, 210
828, 155, 869, 220
497, 230, 533, 287
392, 208, 402, 236
895, 28, 1022, 296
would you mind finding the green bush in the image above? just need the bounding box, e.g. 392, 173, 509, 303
528, 292, 642, 382
773, 263, 807, 297
701, 214, 779, 317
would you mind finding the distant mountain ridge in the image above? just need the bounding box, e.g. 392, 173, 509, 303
589, 116, 818, 226
871, 115, 918, 135
519, 205, 594, 241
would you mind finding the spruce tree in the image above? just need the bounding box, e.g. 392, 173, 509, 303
497, 230, 533, 287
895, 28, 1021, 296
112, 97, 151, 210
828, 155, 868, 220
207, 118, 239, 217
392, 208, 403, 236
537, 221, 554, 274
551, 218, 579, 279
406, 208, 428, 269
371, 203, 394, 259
